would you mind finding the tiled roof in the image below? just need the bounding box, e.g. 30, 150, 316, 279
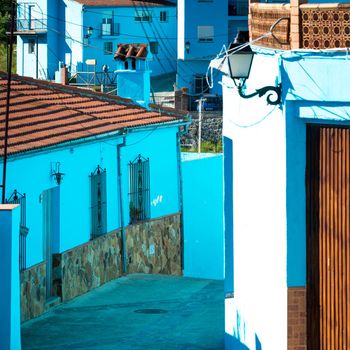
73, 0, 175, 7
114, 44, 148, 60
0, 73, 186, 157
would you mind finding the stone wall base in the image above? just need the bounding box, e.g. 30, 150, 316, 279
20, 262, 46, 322
21, 213, 182, 322
126, 213, 182, 275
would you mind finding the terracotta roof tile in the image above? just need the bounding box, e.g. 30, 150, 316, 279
73, 0, 175, 7
0, 73, 186, 157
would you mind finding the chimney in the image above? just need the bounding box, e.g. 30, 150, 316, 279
61, 65, 68, 85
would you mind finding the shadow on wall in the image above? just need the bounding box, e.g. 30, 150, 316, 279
225, 333, 262, 350
225, 303, 262, 350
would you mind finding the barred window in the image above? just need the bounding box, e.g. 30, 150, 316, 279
6, 190, 29, 271
128, 155, 150, 223
104, 42, 113, 55
90, 166, 107, 239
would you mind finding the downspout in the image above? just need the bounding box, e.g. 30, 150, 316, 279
176, 121, 189, 272
117, 136, 127, 273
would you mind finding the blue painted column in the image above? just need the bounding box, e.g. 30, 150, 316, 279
0, 204, 22, 350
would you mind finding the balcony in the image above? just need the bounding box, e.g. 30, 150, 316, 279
249, 0, 350, 50
16, 18, 47, 34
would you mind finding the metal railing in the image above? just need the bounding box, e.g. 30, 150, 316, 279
16, 18, 47, 31
69, 71, 117, 88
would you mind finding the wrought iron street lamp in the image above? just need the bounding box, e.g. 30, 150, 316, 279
227, 43, 281, 105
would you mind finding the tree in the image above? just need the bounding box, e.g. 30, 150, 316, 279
0, 0, 14, 44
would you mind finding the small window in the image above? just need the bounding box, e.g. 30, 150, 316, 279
197, 25, 214, 42
90, 166, 107, 239
28, 39, 35, 54
135, 10, 152, 22
150, 41, 159, 55
160, 11, 168, 22
128, 155, 150, 224
102, 17, 112, 35
104, 42, 113, 55
194, 74, 209, 94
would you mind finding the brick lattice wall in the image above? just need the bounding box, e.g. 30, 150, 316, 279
288, 287, 307, 350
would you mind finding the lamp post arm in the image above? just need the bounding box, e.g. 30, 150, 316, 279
237, 83, 281, 105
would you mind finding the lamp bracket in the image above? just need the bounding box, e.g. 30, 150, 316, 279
237, 83, 281, 105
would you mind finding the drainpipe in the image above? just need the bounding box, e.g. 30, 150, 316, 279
176, 129, 185, 272
117, 136, 127, 273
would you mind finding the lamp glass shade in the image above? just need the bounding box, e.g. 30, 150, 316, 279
227, 44, 254, 80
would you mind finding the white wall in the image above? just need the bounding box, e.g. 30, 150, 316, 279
223, 52, 287, 350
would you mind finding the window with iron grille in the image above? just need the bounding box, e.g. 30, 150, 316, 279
90, 166, 107, 239
128, 155, 150, 224
6, 190, 29, 272
160, 11, 168, 22
104, 42, 113, 55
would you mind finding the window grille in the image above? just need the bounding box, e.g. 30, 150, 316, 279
90, 166, 107, 239
160, 11, 168, 22
104, 42, 113, 55
128, 155, 150, 224
197, 25, 214, 42
6, 190, 29, 272
150, 41, 159, 54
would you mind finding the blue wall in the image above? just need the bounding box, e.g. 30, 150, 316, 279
17, 1, 177, 79
78, 5, 177, 76
0, 205, 21, 350
0, 125, 181, 268
177, 0, 242, 95
182, 153, 224, 280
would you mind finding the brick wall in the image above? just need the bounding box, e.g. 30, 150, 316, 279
288, 287, 307, 350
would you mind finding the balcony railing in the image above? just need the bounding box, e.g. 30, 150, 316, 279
16, 18, 47, 31
249, 1, 350, 50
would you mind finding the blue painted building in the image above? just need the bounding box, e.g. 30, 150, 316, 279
0, 72, 188, 271
212, 0, 350, 348
16, 0, 177, 81
177, 0, 247, 95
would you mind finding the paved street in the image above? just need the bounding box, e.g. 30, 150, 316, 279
22, 274, 224, 350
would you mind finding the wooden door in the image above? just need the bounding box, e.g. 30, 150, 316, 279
307, 125, 350, 350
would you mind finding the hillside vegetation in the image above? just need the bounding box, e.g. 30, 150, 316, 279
0, 0, 16, 72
